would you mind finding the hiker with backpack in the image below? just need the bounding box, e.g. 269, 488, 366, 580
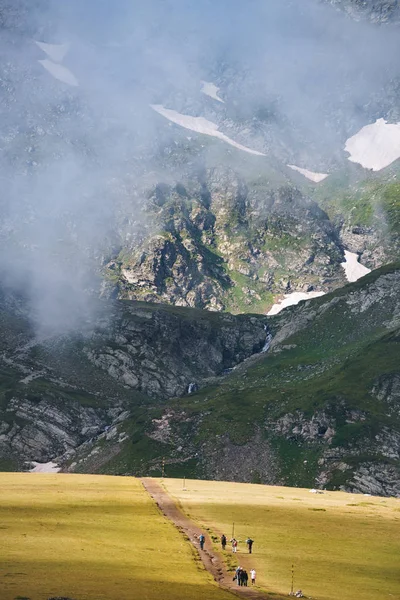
233, 566, 242, 586
246, 537, 254, 553
199, 533, 205, 550
221, 533, 227, 550
231, 538, 238, 553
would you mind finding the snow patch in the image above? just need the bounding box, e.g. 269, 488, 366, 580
150, 105, 265, 156
268, 252, 371, 315
267, 291, 325, 316
341, 250, 371, 283
38, 59, 79, 87
200, 80, 224, 103
29, 461, 60, 473
34, 41, 70, 63
287, 164, 329, 183
345, 118, 400, 171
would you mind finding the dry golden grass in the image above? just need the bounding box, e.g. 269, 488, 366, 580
0, 473, 233, 600
162, 478, 400, 600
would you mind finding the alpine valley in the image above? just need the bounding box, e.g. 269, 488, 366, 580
0, 0, 399, 496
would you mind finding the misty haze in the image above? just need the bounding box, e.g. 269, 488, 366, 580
1, 0, 400, 333
0, 1, 399, 599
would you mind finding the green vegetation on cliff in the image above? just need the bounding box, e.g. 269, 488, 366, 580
72, 263, 400, 496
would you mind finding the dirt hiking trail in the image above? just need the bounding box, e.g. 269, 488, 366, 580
141, 478, 282, 600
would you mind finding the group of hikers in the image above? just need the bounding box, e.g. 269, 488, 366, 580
233, 565, 257, 586
220, 534, 254, 554
198, 532, 257, 586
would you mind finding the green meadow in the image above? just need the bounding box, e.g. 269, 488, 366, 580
0, 473, 232, 600
163, 478, 400, 600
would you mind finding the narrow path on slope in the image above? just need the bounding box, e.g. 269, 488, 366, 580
141, 478, 275, 600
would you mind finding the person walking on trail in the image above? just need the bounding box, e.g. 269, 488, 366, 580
242, 569, 249, 587
221, 533, 227, 550
199, 533, 205, 550
234, 566, 242, 586
246, 537, 254, 553
231, 538, 238, 553
250, 568, 256, 585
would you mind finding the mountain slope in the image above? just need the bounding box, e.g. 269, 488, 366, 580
70, 263, 400, 496
0, 288, 267, 469
1, 0, 400, 320
106, 166, 346, 313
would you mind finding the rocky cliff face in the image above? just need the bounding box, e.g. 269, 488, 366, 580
85, 301, 268, 397
105, 167, 347, 313
73, 263, 400, 497
0, 290, 268, 468
1, 265, 399, 497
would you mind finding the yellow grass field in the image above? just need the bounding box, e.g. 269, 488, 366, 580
162, 478, 400, 600
0, 473, 233, 600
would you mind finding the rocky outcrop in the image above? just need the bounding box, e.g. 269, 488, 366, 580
269, 265, 400, 349
85, 302, 268, 398
107, 169, 346, 313
99, 263, 398, 496
199, 432, 280, 484
340, 225, 388, 270
1, 397, 105, 463
0, 291, 269, 466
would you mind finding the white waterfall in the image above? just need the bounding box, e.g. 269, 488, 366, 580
261, 326, 272, 353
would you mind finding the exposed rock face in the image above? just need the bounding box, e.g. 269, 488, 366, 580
272, 411, 336, 444
0, 292, 268, 466
1, 397, 105, 463
199, 432, 280, 484
1, 266, 399, 497
116, 263, 399, 497
269, 267, 400, 349
107, 169, 346, 313
372, 374, 400, 417
340, 225, 388, 270
85, 302, 268, 398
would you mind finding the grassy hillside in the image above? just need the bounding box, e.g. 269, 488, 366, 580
67, 264, 400, 494
313, 168, 400, 255
0, 473, 233, 600
163, 478, 400, 600
153, 264, 400, 491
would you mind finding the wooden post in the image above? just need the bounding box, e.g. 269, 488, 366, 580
232, 522, 235, 538
290, 563, 294, 595
161, 457, 165, 479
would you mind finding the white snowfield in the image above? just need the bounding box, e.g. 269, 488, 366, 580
34, 41, 70, 63
200, 80, 225, 103
267, 251, 370, 315
29, 461, 60, 473
150, 104, 265, 156
267, 291, 325, 315
38, 59, 79, 87
341, 250, 371, 282
345, 118, 400, 171
287, 164, 329, 183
